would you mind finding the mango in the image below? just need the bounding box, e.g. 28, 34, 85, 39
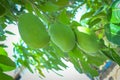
48, 22, 75, 52
18, 13, 50, 48
74, 27, 100, 55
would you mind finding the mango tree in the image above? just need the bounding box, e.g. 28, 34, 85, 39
0, 0, 120, 79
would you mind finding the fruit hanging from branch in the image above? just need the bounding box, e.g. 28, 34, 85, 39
74, 26, 100, 56
48, 21, 76, 52
18, 13, 50, 48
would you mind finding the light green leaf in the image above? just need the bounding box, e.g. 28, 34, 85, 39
0, 47, 7, 56
111, 1, 120, 23
58, 9, 70, 25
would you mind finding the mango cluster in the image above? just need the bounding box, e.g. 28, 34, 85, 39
18, 13, 100, 55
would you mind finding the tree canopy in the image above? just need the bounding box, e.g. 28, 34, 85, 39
0, 0, 120, 80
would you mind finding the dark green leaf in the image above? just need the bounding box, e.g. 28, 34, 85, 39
80, 11, 94, 21
104, 24, 112, 41
0, 67, 3, 72
101, 49, 120, 65
5, 30, 15, 35
107, 8, 112, 21
80, 60, 99, 77
0, 35, 6, 41
101, 50, 115, 61
0, 72, 14, 80
0, 44, 7, 48
105, 23, 120, 46
88, 18, 101, 27
111, 49, 120, 65
37, 68, 45, 77
0, 55, 16, 71
0, 26, 4, 35
94, 6, 104, 16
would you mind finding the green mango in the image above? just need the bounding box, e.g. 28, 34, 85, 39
49, 22, 75, 52
18, 13, 50, 48
74, 27, 100, 56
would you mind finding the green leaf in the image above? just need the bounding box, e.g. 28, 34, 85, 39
17, 58, 33, 73
25, 2, 33, 13
37, 68, 45, 77
111, 49, 120, 65
0, 35, 6, 41
0, 26, 4, 35
105, 23, 120, 46
0, 44, 7, 48
86, 53, 107, 66
5, 30, 15, 35
94, 6, 104, 16
70, 21, 81, 28
104, 24, 112, 41
0, 67, 3, 72
89, 12, 106, 25
88, 18, 101, 27
69, 57, 83, 73
51, 42, 65, 58
58, 9, 70, 25
80, 60, 99, 77
51, 0, 69, 7
104, 0, 113, 5
0, 4, 6, 17
0, 55, 16, 71
69, 46, 100, 77
102, 49, 120, 65
111, 1, 120, 23
107, 8, 112, 21
58, 60, 67, 69
39, 1, 59, 13
0, 47, 8, 56
101, 50, 115, 61
80, 11, 94, 21
32, 4, 49, 26
0, 72, 14, 80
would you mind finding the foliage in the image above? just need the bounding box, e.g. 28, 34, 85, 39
0, 0, 120, 79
